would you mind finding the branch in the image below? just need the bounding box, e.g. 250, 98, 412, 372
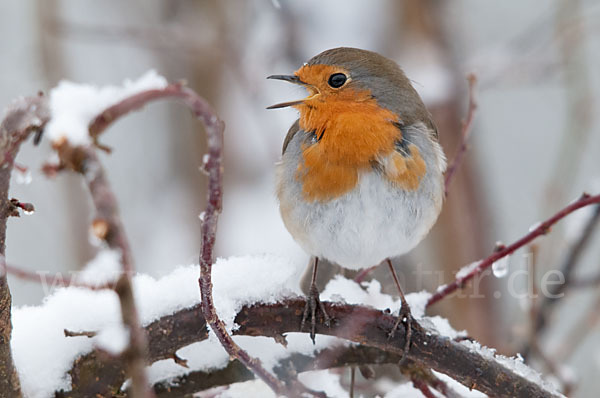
53, 143, 152, 398
150, 345, 401, 397
85, 84, 288, 396
400, 360, 464, 398
60, 306, 208, 397
443, 74, 478, 196
61, 300, 562, 398
0, 94, 50, 397
237, 300, 560, 398
427, 193, 600, 308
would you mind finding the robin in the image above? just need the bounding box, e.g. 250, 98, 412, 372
267, 47, 446, 355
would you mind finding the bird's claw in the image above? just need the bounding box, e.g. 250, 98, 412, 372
301, 283, 330, 343
387, 302, 413, 365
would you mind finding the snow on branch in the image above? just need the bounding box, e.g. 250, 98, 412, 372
45, 70, 168, 146
54, 290, 562, 398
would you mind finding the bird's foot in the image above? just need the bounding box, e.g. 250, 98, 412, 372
388, 300, 414, 365
301, 282, 331, 344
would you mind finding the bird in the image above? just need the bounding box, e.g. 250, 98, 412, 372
267, 47, 446, 355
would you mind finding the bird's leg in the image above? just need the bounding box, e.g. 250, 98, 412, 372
386, 259, 413, 363
301, 257, 331, 343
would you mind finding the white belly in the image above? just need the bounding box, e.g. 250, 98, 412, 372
277, 170, 443, 270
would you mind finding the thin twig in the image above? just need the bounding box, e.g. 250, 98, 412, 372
85, 84, 289, 396
54, 143, 152, 398
64, 329, 97, 338
443, 74, 478, 196
427, 193, 600, 308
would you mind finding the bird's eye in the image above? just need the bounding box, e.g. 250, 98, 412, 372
328, 73, 347, 88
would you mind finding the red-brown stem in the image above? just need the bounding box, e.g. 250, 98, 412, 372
427, 193, 600, 307
443, 74, 478, 197
88, 84, 287, 396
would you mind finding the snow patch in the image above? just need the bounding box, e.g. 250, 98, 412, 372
299, 370, 348, 397
456, 261, 480, 279
321, 275, 430, 319
460, 340, 563, 397
12, 254, 303, 398
76, 249, 122, 287
95, 323, 129, 355
45, 70, 168, 146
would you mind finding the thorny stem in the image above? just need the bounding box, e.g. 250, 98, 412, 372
443, 74, 478, 197
87, 84, 288, 396
427, 193, 600, 308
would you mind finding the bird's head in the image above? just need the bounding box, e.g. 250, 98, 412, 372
267, 47, 430, 128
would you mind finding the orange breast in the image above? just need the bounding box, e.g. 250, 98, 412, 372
294, 89, 396, 201
293, 87, 428, 202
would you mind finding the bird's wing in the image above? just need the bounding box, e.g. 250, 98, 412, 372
282, 119, 300, 155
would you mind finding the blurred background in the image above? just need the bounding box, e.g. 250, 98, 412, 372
1, 0, 599, 396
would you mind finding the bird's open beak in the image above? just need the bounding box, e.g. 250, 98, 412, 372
266, 75, 319, 109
